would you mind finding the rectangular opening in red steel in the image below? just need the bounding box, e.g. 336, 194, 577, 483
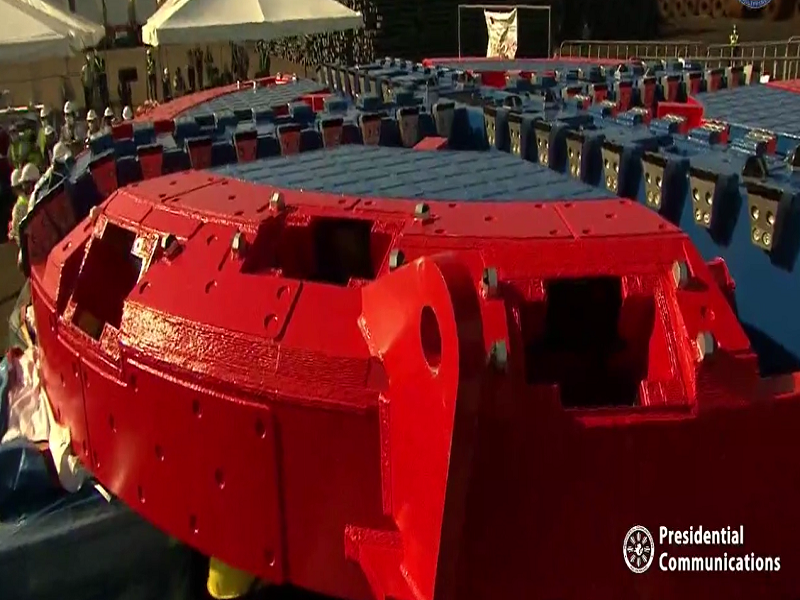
71, 223, 142, 339
523, 276, 655, 408
244, 216, 392, 286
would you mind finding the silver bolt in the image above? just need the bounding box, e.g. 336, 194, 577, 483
160, 233, 179, 257
132, 237, 144, 255
252, 81, 257, 91
488, 340, 508, 371
89, 206, 100, 222
236, 80, 241, 90
696, 331, 716, 361
231, 232, 246, 257
481, 267, 498, 297
269, 191, 285, 212
672, 261, 689, 288
414, 203, 430, 219
388, 249, 404, 270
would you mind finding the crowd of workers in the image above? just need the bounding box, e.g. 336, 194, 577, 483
1, 102, 136, 248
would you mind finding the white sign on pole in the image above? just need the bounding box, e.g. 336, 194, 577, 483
484, 8, 518, 59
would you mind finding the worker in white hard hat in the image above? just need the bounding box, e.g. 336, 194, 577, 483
30, 142, 71, 215
8, 163, 39, 243
122, 105, 133, 121
84, 109, 101, 147
6, 167, 21, 240
103, 106, 114, 132
42, 125, 56, 165
60, 100, 77, 147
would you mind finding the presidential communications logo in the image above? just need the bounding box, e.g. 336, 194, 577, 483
623, 525, 781, 574
739, 0, 773, 8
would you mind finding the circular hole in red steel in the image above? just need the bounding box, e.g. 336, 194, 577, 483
658, 224, 666, 230
619, 200, 627, 205
420, 306, 442, 372
209, 177, 216, 182
276, 286, 288, 299
220, 180, 228, 185
264, 314, 277, 329
255, 419, 266, 438
265, 550, 276, 567
234, 210, 244, 216
62, 241, 71, 251
138, 281, 149, 294
129, 374, 137, 390
169, 180, 177, 186
189, 515, 198, 533
108, 414, 115, 431
563, 203, 572, 208
155, 445, 164, 461
435, 228, 445, 234
192, 399, 202, 417
214, 469, 225, 489
484, 215, 493, 222
364, 200, 373, 206
534, 203, 543, 208
228, 195, 236, 200
605, 213, 615, 219
206, 234, 216, 245
205, 281, 216, 293
137, 486, 145, 503
582, 228, 591, 235
448, 203, 457, 208
549, 229, 559, 235
338, 198, 346, 204
158, 193, 166, 198
256, 204, 268, 213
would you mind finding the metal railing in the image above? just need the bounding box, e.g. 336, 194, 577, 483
557, 37, 800, 81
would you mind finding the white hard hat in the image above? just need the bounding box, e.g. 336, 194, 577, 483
44, 125, 55, 137
122, 106, 133, 120
86, 109, 97, 121
21, 162, 40, 183
63, 100, 75, 114
103, 106, 114, 118
52, 141, 71, 162
39, 107, 50, 119
163, 67, 169, 76
10, 168, 21, 187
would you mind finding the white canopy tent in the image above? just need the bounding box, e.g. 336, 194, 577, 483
0, 0, 105, 63
142, 0, 363, 46
43, 0, 161, 29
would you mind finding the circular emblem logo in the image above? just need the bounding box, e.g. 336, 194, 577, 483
624, 525, 655, 573
739, 0, 772, 8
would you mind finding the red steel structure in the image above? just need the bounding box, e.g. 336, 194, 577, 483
26, 165, 800, 599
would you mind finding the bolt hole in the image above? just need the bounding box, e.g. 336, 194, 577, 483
338, 198, 346, 204
62, 241, 72, 251
435, 228, 445, 234
534, 203, 543, 208
155, 445, 164, 461
448, 203, 457, 208
205, 281, 216, 293
256, 204, 268, 213
364, 200, 373, 206
658, 224, 666, 230
214, 469, 225, 489
137, 281, 149, 294
605, 212, 615, 219
264, 314, 277, 329
192, 399, 202, 417
255, 419, 266, 438
228, 195, 236, 200
108, 414, 116, 431
206, 234, 216, 245
619, 200, 628, 205
484, 215, 494, 222
420, 306, 442, 372
158, 193, 166, 198
137, 485, 145, 503
582, 228, 591, 234
189, 515, 198, 533
169, 180, 177, 186
563, 202, 573, 208
276, 286, 288, 299
234, 210, 244, 216
549, 229, 559, 235
129, 374, 137, 390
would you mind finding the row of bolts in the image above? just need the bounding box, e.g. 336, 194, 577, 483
86, 195, 716, 366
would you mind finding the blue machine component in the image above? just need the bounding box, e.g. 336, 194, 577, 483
26, 58, 800, 377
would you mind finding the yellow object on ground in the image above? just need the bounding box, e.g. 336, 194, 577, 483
207, 557, 258, 599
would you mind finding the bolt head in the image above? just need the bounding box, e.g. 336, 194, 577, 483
160, 233, 176, 250
481, 267, 499, 297
231, 231, 246, 254
489, 340, 508, 370
696, 331, 716, 360
414, 202, 430, 218
89, 206, 100, 222
672, 261, 689, 288
269, 191, 285, 211
388, 249, 404, 270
